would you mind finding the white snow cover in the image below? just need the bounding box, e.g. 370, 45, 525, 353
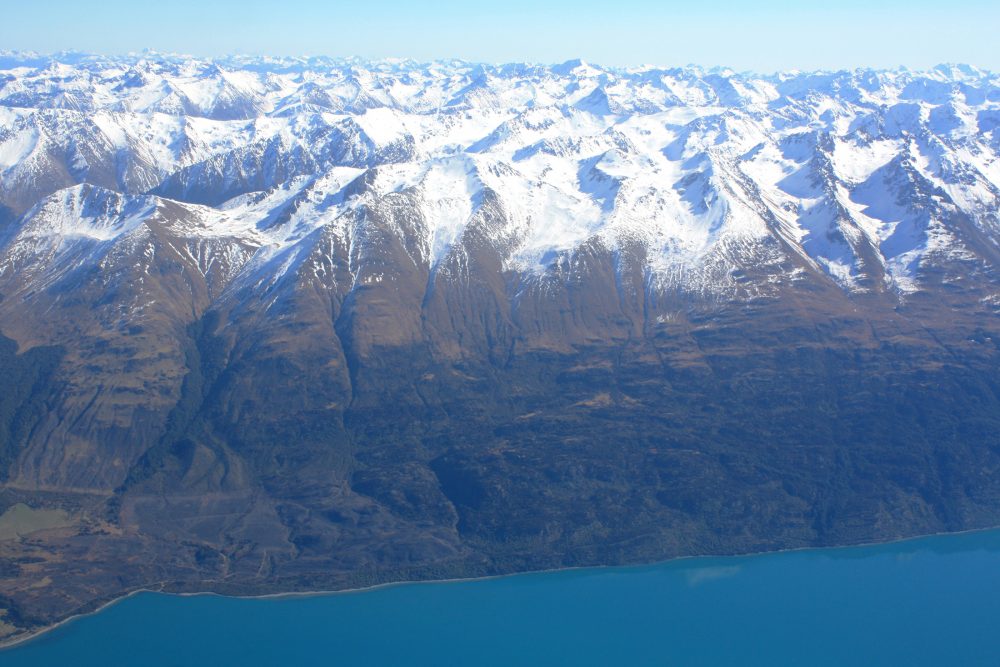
1, 52, 999, 296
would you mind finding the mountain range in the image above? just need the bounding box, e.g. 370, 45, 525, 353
1, 51, 1000, 645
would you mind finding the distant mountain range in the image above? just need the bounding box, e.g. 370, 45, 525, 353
1, 52, 1000, 646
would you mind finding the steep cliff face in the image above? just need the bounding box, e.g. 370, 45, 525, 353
1, 54, 1000, 644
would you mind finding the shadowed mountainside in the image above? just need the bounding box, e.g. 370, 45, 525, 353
1, 53, 1000, 645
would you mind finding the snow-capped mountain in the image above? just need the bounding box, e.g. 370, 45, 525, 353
2, 53, 1000, 647
2, 52, 999, 298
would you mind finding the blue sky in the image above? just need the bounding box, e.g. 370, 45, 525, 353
2, 0, 997, 71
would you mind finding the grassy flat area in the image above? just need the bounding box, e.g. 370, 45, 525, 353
0, 504, 73, 541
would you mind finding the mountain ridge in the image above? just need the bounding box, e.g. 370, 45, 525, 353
1, 52, 1000, 647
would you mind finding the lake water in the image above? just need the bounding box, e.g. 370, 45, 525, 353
5, 529, 1000, 666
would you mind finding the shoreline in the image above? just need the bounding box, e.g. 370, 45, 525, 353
3, 523, 999, 652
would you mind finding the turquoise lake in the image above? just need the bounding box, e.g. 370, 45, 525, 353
4, 529, 1000, 665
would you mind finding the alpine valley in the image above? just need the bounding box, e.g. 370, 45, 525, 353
1, 51, 1000, 645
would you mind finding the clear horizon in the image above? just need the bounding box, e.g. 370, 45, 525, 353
1, 49, 994, 77
1, 0, 997, 73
